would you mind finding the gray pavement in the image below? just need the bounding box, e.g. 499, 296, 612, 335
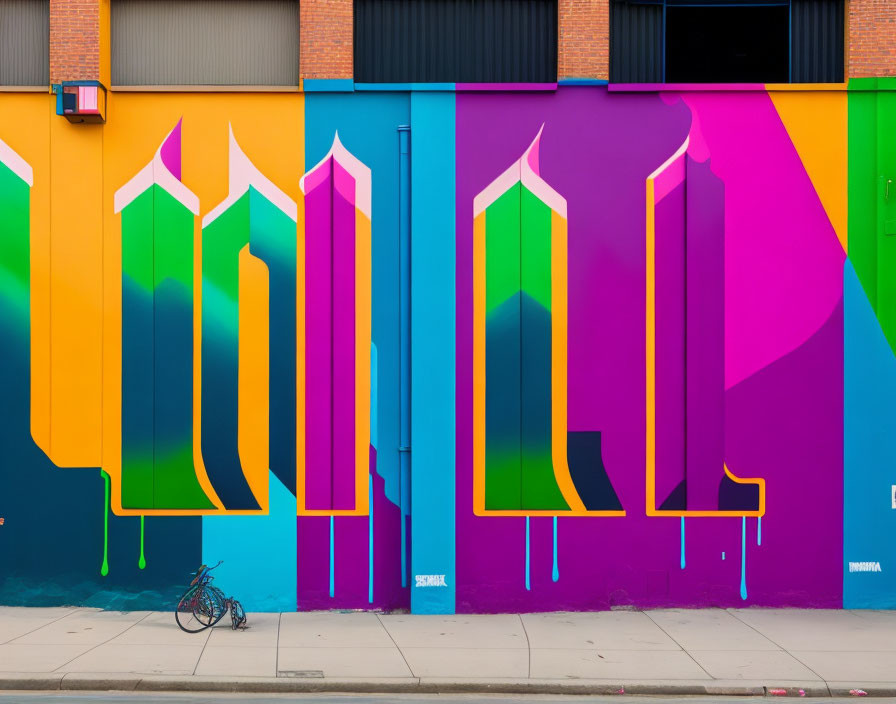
1, 607, 896, 696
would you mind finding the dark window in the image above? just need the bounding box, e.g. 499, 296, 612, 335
791, 0, 844, 83
112, 0, 300, 86
610, 0, 844, 84
354, 0, 557, 83
610, 0, 662, 83
0, 0, 49, 86
666, 5, 789, 83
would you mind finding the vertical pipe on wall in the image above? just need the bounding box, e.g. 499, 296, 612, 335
398, 124, 411, 589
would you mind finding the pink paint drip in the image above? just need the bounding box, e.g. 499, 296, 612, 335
526, 124, 542, 174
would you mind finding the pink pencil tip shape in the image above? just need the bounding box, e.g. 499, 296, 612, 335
159, 118, 183, 182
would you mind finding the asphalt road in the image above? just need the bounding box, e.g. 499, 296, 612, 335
0, 696, 891, 704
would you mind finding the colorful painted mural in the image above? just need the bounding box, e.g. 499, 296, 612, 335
455, 86, 845, 611
0, 83, 893, 613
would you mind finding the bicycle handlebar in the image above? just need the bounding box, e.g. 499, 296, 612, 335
190, 560, 223, 584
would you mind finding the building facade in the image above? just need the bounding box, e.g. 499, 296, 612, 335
0, 0, 895, 613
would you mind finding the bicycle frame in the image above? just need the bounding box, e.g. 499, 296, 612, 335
189, 560, 222, 586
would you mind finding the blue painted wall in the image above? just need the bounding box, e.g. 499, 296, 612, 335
844, 259, 896, 608
409, 91, 457, 614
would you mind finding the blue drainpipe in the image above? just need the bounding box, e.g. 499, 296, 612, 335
398, 124, 411, 589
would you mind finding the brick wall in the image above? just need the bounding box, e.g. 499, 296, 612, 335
849, 0, 896, 78
300, 0, 353, 81
50, 0, 101, 84
558, 0, 609, 81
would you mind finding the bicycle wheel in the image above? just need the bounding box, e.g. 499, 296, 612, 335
229, 597, 247, 630
175, 585, 222, 633
204, 585, 228, 627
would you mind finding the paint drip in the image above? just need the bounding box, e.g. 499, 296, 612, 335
100, 470, 110, 577
740, 515, 748, 600
680, 516, 686, 569
758, 515, 762, 546
400, 511, 407, 588
138, 515, 146, 569
368, 475, 374, 604
551, 516, 559, 582
329, 516, 335, 598
525, 517, 531, 591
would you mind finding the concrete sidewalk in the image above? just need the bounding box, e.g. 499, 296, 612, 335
1, 607, 895, 696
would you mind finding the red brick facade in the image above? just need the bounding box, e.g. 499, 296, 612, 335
49, 0, 101, 84
849, 0, 896, 78
300, 0, 353, 81
559, 0, 609, 81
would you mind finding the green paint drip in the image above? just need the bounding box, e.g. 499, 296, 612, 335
138, 516, 146, 569
101, 470, 110, 577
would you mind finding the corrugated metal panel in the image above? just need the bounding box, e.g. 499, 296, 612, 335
609, 0, 662, 84
791, 0, 844, 83
0, 0, 49, 86
112, 0, 299, 86
354, 0, 557, 83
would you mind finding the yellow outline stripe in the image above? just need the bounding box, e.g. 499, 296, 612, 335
296, 174, 371, 517
473, 189, 624, 518
645, 153, 765, 519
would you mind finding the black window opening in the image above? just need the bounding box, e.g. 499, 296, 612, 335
666, 5, 789, 83
610, 0, 845, 84
354, 0, 558, 83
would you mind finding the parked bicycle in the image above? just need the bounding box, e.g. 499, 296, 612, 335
175, 561, 247, 633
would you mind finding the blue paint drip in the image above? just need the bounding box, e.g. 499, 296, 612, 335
368, 475, 374, 604
400, 517, 407, 589
722, 552, 726, 560
551, 516, 559, 582
329, 516, 335, 598
680, 516, 686, 569
740, 516, 748, 600
525, 517, 531, 591
758, 516, 762, 546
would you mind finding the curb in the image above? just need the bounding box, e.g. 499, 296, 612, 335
2, 673, 896, 696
